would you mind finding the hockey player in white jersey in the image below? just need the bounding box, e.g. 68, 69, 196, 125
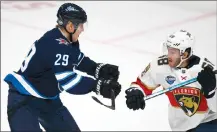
125, 30, 217, 131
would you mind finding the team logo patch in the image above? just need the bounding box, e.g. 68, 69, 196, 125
56, 38, 69, 45
173, 87, 201, 117
165, 75, 176, 85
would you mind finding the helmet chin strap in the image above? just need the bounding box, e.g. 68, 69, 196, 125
176, 50, 191, 68
176, 57, 188, 68
64, 26, 77, 43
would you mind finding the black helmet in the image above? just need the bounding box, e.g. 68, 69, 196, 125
57, 3, 87, 29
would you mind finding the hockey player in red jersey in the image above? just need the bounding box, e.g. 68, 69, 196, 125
125, 30, 217, 131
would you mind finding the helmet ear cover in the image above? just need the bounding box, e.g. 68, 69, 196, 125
181, 47, 192, 59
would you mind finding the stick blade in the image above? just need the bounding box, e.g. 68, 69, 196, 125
92, 90, 116, 110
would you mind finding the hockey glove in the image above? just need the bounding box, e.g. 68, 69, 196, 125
197, 66, 216, 98
95, 63, 120, 81
125, 87, 145, 110
93, 78, 121, 99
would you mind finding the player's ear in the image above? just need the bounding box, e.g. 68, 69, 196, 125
66, 21, 75, 32
182, 51, 189, 59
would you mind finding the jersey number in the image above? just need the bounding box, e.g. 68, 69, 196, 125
158, 56, 168, 65
20, 43, 36, 72
55, 54, 69, 66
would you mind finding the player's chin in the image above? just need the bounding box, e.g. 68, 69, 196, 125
168, 62, 176, 68
72, 35, 79, 42
72, 37, 78, 42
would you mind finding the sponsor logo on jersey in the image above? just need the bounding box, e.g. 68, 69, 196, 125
56, 38, 69, 45
165, 75, 176, 85
173, 87, 201, 117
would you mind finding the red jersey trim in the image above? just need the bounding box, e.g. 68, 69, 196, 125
131, 77, 154, 95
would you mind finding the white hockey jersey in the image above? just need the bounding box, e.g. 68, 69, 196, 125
130, 55, 217, 131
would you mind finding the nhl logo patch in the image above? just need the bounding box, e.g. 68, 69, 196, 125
173, 87, 201, 117
165, 75, 176, 85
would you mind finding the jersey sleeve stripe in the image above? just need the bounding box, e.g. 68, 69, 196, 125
55, 71, 75, 81
61, 74, 82, 91
77, 53, 84, 66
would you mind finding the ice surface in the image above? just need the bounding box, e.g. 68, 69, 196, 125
1, 1, 216, 131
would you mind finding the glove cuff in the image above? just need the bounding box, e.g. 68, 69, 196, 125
127, 86, 145, 96
95, 63, 106, 79
95, 79, 103, 95
203, 88, 216, 98
130, 84, 146, 96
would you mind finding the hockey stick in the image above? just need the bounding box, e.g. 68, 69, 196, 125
144, 70, 217, 101
92, 89, 116, 110
144, 77, 197, 101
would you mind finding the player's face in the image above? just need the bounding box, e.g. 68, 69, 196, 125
167, 47, 181, 67
72, 23, 84, 42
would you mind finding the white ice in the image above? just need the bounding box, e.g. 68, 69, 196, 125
1, 1, 216, 131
